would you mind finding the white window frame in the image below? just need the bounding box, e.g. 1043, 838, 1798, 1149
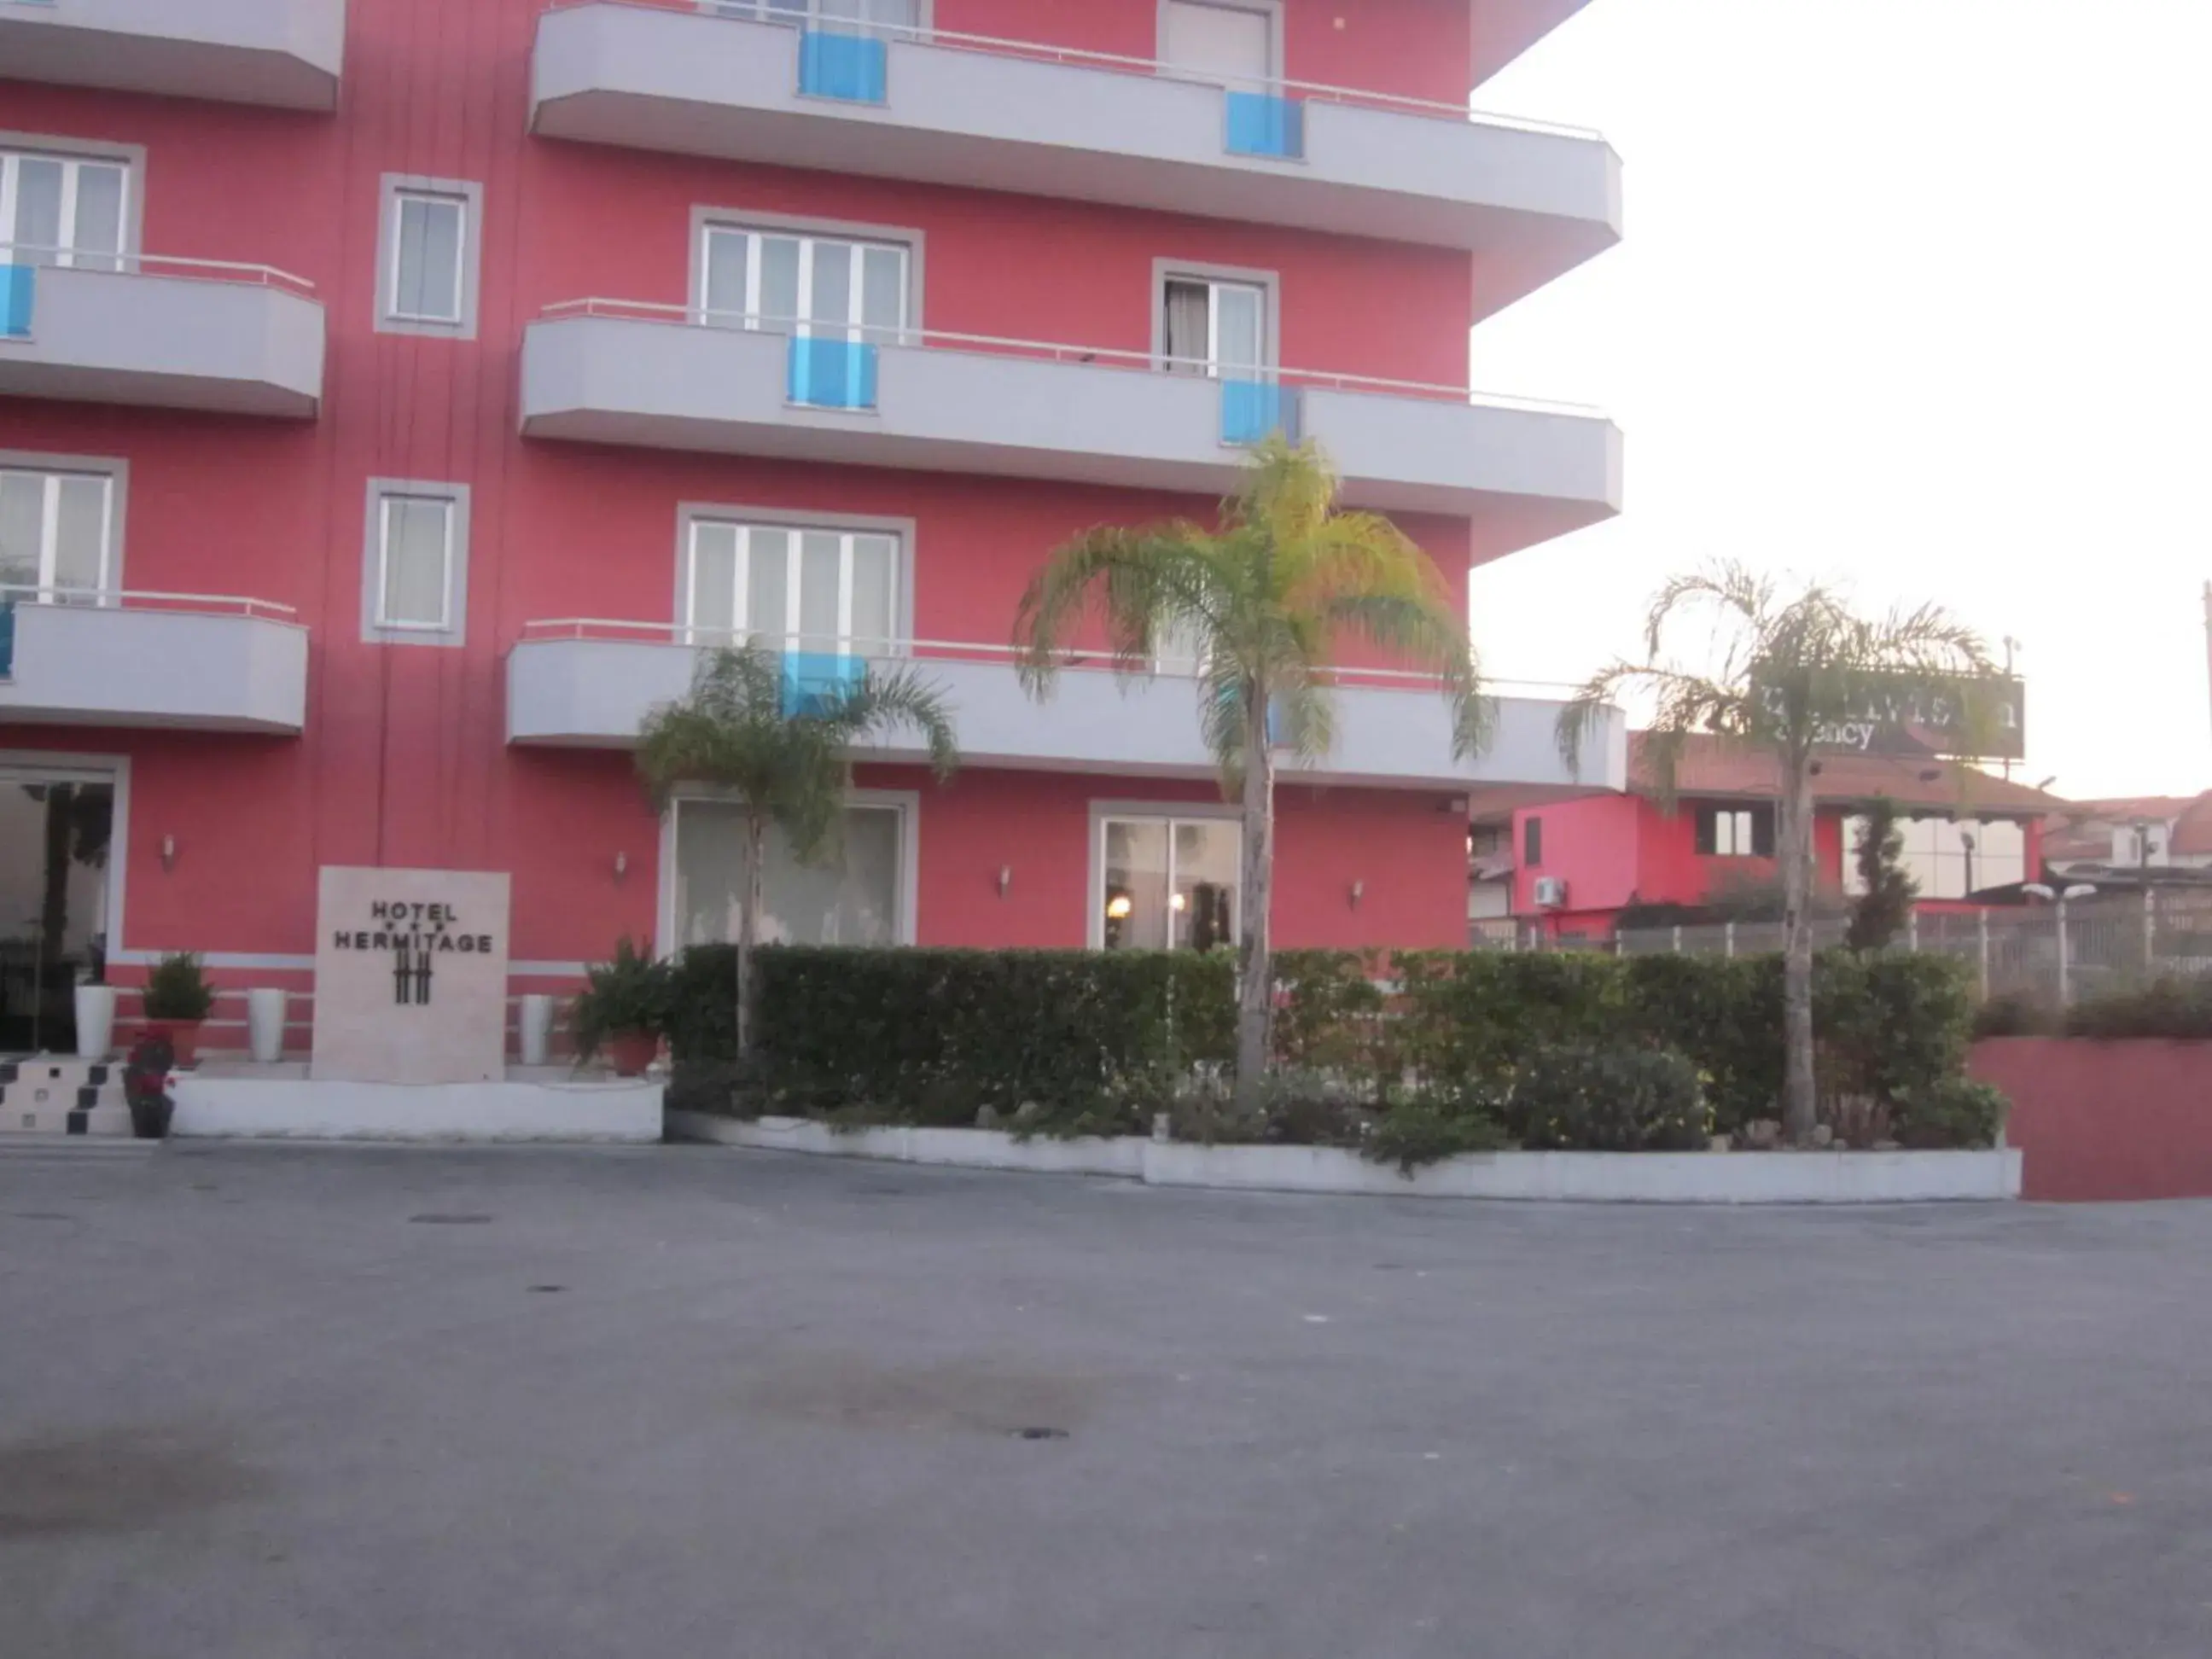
374, 494, 454, 633
375, 174, 481, 339
0, 464, 117, 602
1156, 0, 1286, 85
1713, 807, 1754, 858
1152, 259, 1279, 376
694, 220, 913, 341
679, 517, 905, 656
1089, 806, 1243, 951
0, 144, 133, 270
655, 787, 920, 956
386, 192, 465, 324
704, 1, 928, 32
362, 479, 469, 648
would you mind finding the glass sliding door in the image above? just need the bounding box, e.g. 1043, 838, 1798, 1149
0, 771, 114, 1054
671, 799, 905, 948
697, 224, 909, 344
683, 520, 901, 657
0, 469, 114, 603
0, 149, 128, 271
1098, 814, 1239, 951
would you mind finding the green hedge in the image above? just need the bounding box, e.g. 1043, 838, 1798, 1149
670, 946, 1232, 1130
669, 944, 1982, 1143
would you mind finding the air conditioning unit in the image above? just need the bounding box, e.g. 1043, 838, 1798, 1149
1532, 876, 1569, 910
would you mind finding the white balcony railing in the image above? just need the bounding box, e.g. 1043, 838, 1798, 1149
504, 620, 1624, 791
540, 0, 1603, 139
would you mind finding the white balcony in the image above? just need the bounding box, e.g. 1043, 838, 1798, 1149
0, 0, 346, 112
529, 3, 1620, 317
505, 625, 1627, 795
0, 591, 307, 734
519, 306, 1621, 553
0, 253, 326, 419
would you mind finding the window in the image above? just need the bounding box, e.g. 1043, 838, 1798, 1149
363, 480, 469, 646
1522, 816, 1542, 868
671, 798, 908, 947
683, 519, 900, 655
0, 466, 114, 601
1696, 804, 1773, 859
1161, 0, 1278, 84
698, 224, 909, 341
0, 146, 128, 271
1843, 815, 2025, 901
377, 175, 481, 337
1097, 814, 1239, 951
708, 0, 918, 30
1160, 273, 1268, 375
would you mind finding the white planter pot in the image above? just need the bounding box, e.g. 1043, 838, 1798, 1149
246, 988, 288, 1064
519, 994, 556, 1067
73, 984, 117, 1060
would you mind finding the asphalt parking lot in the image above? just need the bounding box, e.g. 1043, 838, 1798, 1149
4, 1142, 2209, 1658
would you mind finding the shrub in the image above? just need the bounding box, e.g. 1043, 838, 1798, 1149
1973, 991, 2059, 1039
1889, 1077, 2009, 1150
569, 938, 673, 1062
2065, 978, 2212, 1041
1513, 1045, 1711, 1152
670, 946, 1233, 1125
1271, 950, 1387, 1080
142, 952, 215, 1023
1622, 952, 1778, 1135
1393, 950, 1628, 1080
1367, 1091, 1512, 1175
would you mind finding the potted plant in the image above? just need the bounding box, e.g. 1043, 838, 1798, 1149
123, 1031, 177, 1140
570, 938, 672, 1079
141, 951, 216, 1067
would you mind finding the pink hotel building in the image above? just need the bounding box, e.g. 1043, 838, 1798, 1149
0, 0, 1623, 1053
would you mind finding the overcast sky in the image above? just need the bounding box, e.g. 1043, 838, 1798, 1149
1464, 0, 2212, 800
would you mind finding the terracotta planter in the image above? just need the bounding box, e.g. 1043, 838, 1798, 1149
606, 1031, 660, 1078
142, 1019, 203, 1068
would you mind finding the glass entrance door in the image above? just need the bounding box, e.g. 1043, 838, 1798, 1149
0, 770, 114, 1054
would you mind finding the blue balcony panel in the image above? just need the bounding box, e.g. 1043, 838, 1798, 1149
1225, 90, 1305, 160
798, 29, 887, 102
786, 335, 878, 410
781, 650, 865, 718
1220, 378, 1300, 446
0, 265, 32, 337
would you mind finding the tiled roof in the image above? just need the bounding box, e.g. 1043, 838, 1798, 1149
2172, 793, 2212, 857
1627, 733, 2066, 818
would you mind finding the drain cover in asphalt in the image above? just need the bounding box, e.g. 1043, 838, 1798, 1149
1012, 1427, 1071, 1441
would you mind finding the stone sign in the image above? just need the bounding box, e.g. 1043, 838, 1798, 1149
311, 867, 511, 1086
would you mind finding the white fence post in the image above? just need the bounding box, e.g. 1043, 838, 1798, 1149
1672, 925, 1684, 957
1907, 911, 1919, 954
1724, 921, 1736, 959
2056, 896, 2072, 1007
1976, 908, 1990, 1001
2145, 889, 2157, 977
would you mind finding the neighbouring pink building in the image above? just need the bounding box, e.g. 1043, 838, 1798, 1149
1503, 736, 2062, 942
0, 0, 1621, 1054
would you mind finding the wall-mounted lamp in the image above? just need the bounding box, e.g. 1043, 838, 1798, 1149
1348, 879, 1365, 910
160, 834, 178, 873
1105, 895, 1134, 921
995, 864, 1012, 899
613, 851, 630, 884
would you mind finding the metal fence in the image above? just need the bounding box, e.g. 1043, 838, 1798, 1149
1469, 891, 2212, 1005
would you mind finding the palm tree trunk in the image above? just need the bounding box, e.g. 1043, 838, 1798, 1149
1234, 695, 1277, 1109
737, 808, 765, 1060
1779, 751, 1819, 1144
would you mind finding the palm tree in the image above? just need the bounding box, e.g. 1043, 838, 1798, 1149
1015, 435, 1488, 1103
636, 643, 958, 1057
1558, 563, 2001, 1144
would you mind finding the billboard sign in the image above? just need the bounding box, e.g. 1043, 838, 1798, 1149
1755, 674, 2026, 761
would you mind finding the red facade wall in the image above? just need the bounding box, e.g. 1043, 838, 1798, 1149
1971, 1039, 2212, 1202
0, 0, 1501, 972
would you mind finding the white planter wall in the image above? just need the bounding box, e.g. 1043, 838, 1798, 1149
667, 1114, 2023, 1204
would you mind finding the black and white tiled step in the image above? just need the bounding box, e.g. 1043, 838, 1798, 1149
0, 1059, 133, 1137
